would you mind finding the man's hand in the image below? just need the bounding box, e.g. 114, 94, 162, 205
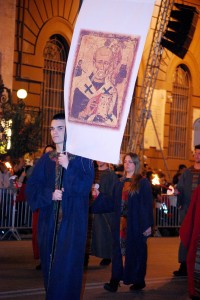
52, 189, 64, 201
58, 152, 69, 169
143, 227, 152, 237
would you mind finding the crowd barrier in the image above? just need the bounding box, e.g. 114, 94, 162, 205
154, 194, 180, 236
0, 188, 32, 240
0, 189, 180, 240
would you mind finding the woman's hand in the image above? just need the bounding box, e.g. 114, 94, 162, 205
58, 152, 69, 169
91, 184, 100, 200
143, 227, 152, 237
52, 188, 64, 201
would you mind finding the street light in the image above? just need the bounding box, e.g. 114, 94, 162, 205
17, 89, 27, 108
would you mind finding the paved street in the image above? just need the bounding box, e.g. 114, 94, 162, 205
0, 237, 190, 299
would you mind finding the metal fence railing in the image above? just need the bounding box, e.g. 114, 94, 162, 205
0, 188, 32, 240
1, 189, 180, 239
154, 194, 180, 236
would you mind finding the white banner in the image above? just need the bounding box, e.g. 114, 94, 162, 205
64, 0, 155, 164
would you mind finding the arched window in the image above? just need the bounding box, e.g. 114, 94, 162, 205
168, 64, 190, 158
42, 35, 69, 145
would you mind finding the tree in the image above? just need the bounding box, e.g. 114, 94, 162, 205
0, 83, 41, 159
7, 103, 41, 159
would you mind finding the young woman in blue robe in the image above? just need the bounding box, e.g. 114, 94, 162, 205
26, 113, 94, 300
91, 152, 153, 292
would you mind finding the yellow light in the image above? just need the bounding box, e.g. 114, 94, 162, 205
152, 174, 160, 185
5, 162, 12, 169
17, 89, 27, 100
7, 140, 11, 150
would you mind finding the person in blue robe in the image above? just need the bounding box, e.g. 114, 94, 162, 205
26, 113, 94, 300
91, 152, 153, 292
90, 161, 118, 265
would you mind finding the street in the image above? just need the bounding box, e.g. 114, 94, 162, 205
0, 237, 189, 299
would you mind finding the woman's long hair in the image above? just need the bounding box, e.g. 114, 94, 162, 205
122, 152, 142, 194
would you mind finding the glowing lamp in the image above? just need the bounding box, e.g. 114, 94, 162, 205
17, 89, 27, 100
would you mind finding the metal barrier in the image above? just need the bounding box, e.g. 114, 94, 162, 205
154, 194, 180, 236
0, 189, 180, 239
0, 188, 32, 240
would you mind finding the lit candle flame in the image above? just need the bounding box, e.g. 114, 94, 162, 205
152, 174, 160, 185
5, 162, 12, 169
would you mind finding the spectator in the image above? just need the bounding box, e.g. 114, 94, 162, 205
13, 157, 26, 178
173, 164, 187, 185
0, 162, 11, 188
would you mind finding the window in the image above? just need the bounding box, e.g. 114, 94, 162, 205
42, 35, 69, 145
168, 64, 190, 158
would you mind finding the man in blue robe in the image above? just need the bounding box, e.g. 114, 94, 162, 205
26, 113, 94, 300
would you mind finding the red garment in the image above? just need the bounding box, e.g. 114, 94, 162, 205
120, 181, 130, 240
32, 209, 40, 259
180, 185, 200, 297
16, 184, 26, 202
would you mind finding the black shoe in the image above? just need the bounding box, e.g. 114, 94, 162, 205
173, 269, 187, 276
104, 279, 119, 292
84, 254, 89, 267
173, 262, 187, 276
100, 258, 111, 266
191, 296, 200, 300
35, 263, 41, 270
130, 282, 146, 291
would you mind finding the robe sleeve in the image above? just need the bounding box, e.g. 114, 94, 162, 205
176, 171, 186, 207
72, 156, 94, 196
139, 178, 154, 232
90, 171, 118, 214
90, 192, 115, 214
25, 154, 55, 212
179, 186, 198, 249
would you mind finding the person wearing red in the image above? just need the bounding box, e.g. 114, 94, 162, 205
180, 184, 200, 300
174, 144, 200, 276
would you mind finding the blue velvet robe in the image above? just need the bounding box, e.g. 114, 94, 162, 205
91, 177, 153, 285
26, 153, 94, 300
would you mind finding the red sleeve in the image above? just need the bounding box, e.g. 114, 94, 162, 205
179, 186, 199, 249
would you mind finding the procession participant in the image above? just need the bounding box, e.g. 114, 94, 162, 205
26, 113, 94, 300
90, 161, 118, 266
91, 152, 153, 292
180, 184, 200, 300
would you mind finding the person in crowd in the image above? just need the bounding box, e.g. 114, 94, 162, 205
91, 152, 153, 292
26, 113, 94, 300
172, 164, 187, 185
31, 144, 56, 270
13, 157, 26, 178
15, 164, 33, 202
174, 144, 200, 276
0, 162, 11, 188
180, 184, 200, 300
90, 161, 118, 266
114, 163, 124, 178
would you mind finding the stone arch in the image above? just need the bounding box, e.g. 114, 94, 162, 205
35, 17, 73, 67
